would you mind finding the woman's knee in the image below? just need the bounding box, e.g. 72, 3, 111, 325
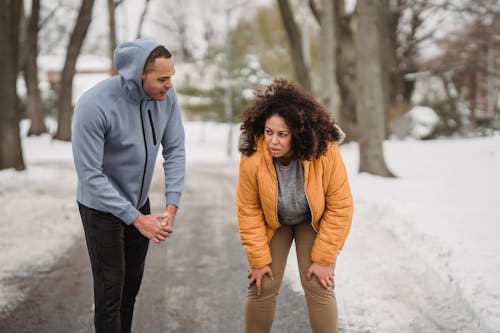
300, 275, 336, 304
247, 275, 282, 300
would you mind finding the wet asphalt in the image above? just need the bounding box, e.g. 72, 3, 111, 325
0, 163, 313, 333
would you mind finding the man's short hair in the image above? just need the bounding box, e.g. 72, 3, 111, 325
143, 46, 172, 73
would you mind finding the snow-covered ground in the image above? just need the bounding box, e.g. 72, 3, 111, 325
284, 135, 500, 332
0, 120, 499, 332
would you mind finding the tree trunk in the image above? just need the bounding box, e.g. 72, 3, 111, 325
310, 0, 357, 139
379, 0, 396, 138
469, 67, 477, 133
0, 0, 25, 170
277, 0, 311, 91
355, 0, 393, 177
335, 0, 358, 141
54, 0, 95, 141
107, 0, 117, 75
320, 0, 339, 120
25, 0, 47, 136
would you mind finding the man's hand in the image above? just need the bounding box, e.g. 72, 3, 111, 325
132, 213, 173, 244
247, 265, 274, 296
306, 262, 334, 290
161, 204, 178, 228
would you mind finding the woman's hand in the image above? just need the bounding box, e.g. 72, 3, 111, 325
306, 262, 334, 289
248, 265, 274, 296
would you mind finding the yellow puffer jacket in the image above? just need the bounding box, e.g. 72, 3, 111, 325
236, 138, 353, 268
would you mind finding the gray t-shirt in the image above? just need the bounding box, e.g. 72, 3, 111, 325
274, 158, 311, 226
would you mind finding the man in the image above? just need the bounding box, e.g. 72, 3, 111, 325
72, 39, 185, 332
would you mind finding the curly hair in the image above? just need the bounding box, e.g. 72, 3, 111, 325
239, 78, 344, 159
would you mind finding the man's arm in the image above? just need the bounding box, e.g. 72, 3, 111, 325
161, 87, 186, 211
71, 98, 141, 224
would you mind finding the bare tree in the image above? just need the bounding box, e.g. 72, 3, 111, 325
318, 0, 338, 120
432, 19, 500, 133
334, 1, 358, 141
277, 0, 312, 91
136, 0, 152, 39
309, 0, 358, 140
0, 0, 25, 170
54, 0, 95, 141
24, 0, 47, 136
107, 0, 118, 75
149, 0, 193, 62
355, 0, 393, 176
38, 1, 74, 55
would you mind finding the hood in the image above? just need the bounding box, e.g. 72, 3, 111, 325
114, 39, 161, 102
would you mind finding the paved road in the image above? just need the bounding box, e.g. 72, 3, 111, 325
0, 162, 314, 333
0, 161, 477, 333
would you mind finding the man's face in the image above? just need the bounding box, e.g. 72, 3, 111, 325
142, 57, 175, 101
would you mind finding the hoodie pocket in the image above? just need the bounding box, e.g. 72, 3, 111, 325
147, 109, 157, 145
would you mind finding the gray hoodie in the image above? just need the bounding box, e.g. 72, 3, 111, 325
72, 39, 185, 225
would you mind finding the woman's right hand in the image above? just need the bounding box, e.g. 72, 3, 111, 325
248, 265, 274, 296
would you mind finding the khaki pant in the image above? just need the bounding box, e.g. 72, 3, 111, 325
245, 222, 338, 333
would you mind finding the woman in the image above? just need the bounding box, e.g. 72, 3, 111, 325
236, 79, 353, 333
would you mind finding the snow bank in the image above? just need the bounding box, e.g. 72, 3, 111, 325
284, 137, 500, 331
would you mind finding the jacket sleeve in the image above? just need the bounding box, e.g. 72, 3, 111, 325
72, 98, 141, 224
161, 88, 186, 208
236, 155, 272, 268
310, 143, 353, 265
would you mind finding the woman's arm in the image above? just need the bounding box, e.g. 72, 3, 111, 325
236, 155, 273, 268
310, 143, 354, 265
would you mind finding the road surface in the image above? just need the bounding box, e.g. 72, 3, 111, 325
0, 163, 313, 333
0, 162, 477, 332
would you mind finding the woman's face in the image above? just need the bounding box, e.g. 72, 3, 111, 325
264, 114, 293, 160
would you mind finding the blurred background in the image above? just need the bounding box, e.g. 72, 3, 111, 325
0, 0, 499, 171
0, 1, 499, 332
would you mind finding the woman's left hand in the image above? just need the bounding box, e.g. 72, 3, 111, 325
306, 262, 334, 289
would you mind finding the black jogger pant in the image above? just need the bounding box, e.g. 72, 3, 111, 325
78, 200, 150, 333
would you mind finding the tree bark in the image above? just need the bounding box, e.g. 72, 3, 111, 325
277, 0, 311, 91
107, 0, 117, 75
379, 0, 396, 138
0, 0, 25, 170
319, 0, 339, 120
355, 0, 393, 176
309, 0, 358, 141
335, 0, 358, 141
468, 67, 477, 133
25, 0, 47, 136
54, 0, 95, 141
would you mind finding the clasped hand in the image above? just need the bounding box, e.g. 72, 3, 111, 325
132, 212, 173, 244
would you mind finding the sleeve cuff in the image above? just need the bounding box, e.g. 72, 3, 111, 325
120, 206, 141, 225
166, 192, 182, 207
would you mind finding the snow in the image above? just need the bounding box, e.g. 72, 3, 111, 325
1, 120, 499, 331
407, 105, 440, 138
37, 54, 111, 73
